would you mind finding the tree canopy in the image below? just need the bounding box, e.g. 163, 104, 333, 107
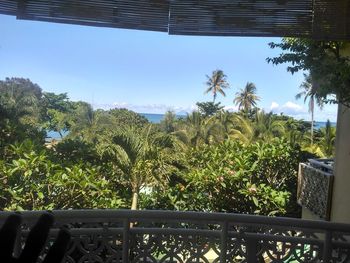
267, 39, 350, 106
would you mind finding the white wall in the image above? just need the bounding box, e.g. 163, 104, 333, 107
331, 103, 350, 223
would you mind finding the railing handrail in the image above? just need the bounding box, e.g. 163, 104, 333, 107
1, 209, 350, 233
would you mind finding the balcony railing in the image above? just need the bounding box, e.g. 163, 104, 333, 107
1, 209, 350, 263
298, 160, 334, 220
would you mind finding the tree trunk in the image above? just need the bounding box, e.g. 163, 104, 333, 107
131, 191, 138, 210
311, 108, 314, 145
130, 191, 139, 228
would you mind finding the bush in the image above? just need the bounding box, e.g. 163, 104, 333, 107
142, 138, 302, 217
0, 140, 126, 210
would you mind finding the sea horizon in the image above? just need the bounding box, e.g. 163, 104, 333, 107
46, 112, 336, 140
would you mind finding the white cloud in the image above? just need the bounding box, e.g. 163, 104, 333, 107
270, 101, 306, 115
102, 102, 195, 115
224, 105, 239, 112
268, 101, 337, 122
270, 102, 279, 111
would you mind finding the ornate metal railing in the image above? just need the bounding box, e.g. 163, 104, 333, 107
298, 161, 334, 220
1, 210, 350, 262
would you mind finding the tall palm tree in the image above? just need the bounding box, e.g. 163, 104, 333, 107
233, 82, 260, 113
296, 74, 323, 145
205, 69, 230, 103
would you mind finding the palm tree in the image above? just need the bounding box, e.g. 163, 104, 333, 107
229, 115, 255, 144
101, 126, 176, 210
229, 111, 285, 144
68, 102, 114, 143
233, 82, 260, 113
296, 74, 323, 145
205, 70, 230, 103
216, 110, 234, 136
174, 112, 223, 147
253, 111, 286, 141
160, 110, 177, 133
319, 120, 336, 157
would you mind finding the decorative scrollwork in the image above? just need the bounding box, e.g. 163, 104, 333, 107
2, 210, 350, 263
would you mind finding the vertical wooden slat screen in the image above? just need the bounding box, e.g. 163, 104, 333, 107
0, 0, 349, 39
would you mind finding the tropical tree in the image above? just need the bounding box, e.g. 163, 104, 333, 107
174, 112, 223, 148
233, 82, 260, 113
100, 126, 177, 210
230, 115, 255, 144
230, 111, 285, 144
204, 70, 230, 102
0, 78, 45, 150
319, 120, 336, 157
296, 74, 323, 145
160, 111, 177, 133
253, 111, 286, 141
68, 102, 114, 143
196, 101, 224, 117
108, 108, 149, 130
42, 92, 73, 138
267, 39, 350, 106
0, 78, 43, 125
215, 110, 234, 137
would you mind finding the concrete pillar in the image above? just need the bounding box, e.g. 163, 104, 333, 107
330, 103, 350, 223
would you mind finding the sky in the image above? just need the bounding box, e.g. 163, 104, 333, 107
0, 14, 338, 121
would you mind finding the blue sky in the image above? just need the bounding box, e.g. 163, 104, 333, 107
0, 14, 337, 121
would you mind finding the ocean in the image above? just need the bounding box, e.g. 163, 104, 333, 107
314, 121, 336, 129
46, 113, 183, 140
140, 113, 186, 123
46, 114, 335, 140
140, 113, 166, 123
140, 114, 336, 128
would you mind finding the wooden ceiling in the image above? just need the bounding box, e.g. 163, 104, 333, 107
1, 0, 349, 39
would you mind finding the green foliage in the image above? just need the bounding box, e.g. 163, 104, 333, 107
0, 76, 333, 217
41, 92, 73, 138
143, 138, 302, 217
196, 101, 224, 117
53, 138, 100, 165
109, 108, 149, 129
0, 140, 125, 210
205, 69, 230, 102
267, 39, 350, 106
316, 120, 336, 158
159, 111, 177, 133
99, 126, 179, 209
230, 111, 286, 144
0, 78, 46, 153
233, 82, 260, 113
